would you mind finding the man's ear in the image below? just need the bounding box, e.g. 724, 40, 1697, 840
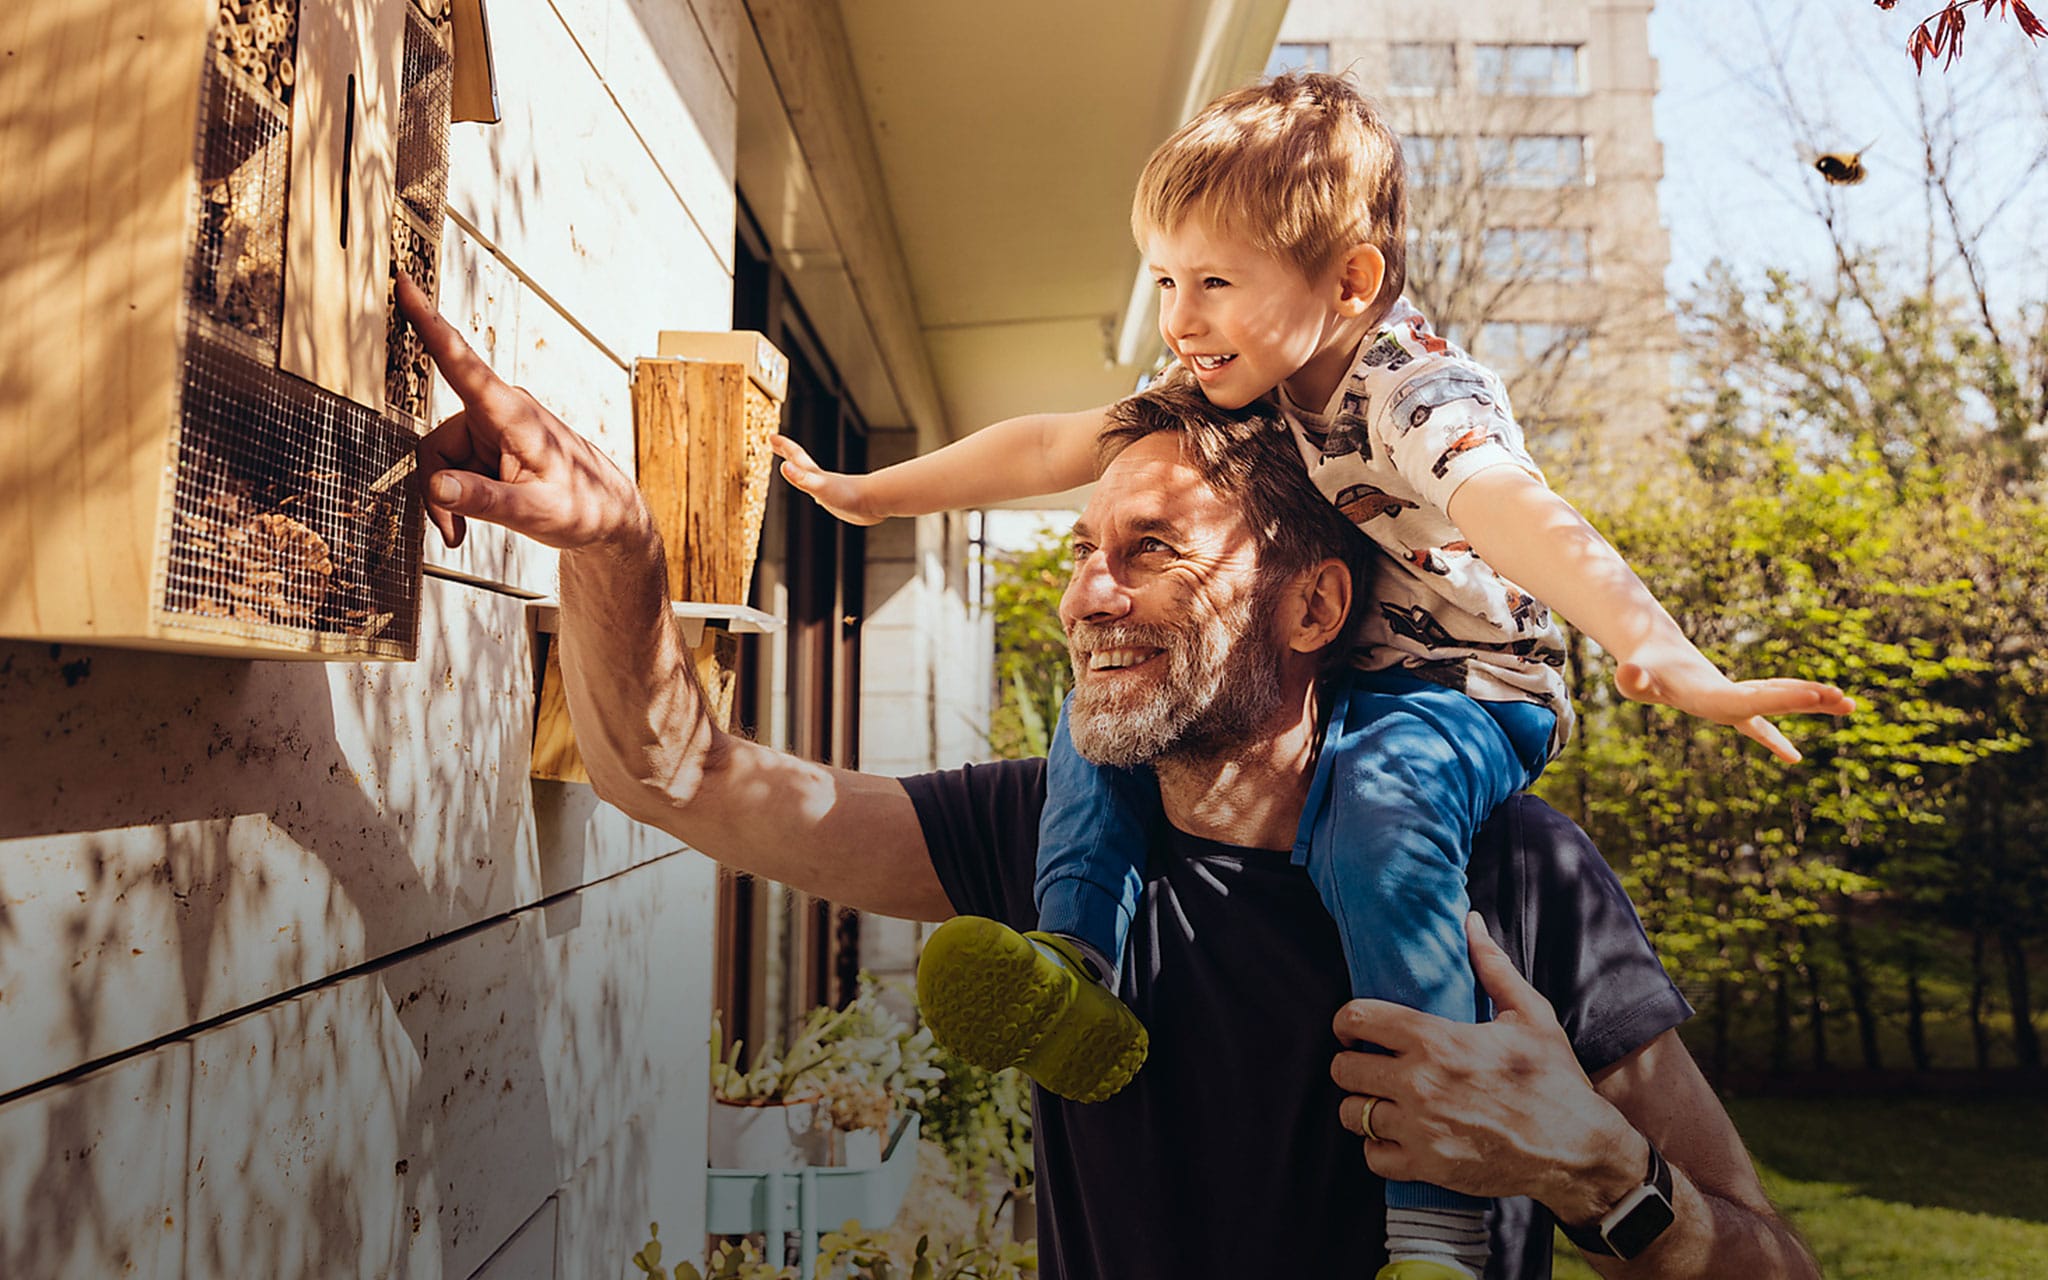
1283, 559, 1353, 655
1334, 244, 1386, 319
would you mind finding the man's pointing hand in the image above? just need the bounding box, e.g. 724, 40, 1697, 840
396, 273, 648, 552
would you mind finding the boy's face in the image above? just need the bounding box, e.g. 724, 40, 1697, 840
1143, 217, 1351, 410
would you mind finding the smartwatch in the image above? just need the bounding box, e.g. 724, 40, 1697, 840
1559, 1140, 1676, 1260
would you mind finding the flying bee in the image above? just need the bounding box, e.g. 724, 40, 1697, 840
1808, 138, 1876, 186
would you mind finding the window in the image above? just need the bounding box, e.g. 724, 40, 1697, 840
1403, 134, 1462, 186
1476, 43, 1583, 95
1388, 42, 1456, 93
1266, 41, 1331, 75
1479, 135, 1587, 188
721, 201, 872, 1048
1406, 225, 1464, 277
1482, 228, 1591, 280
1480, 320, 1588, 365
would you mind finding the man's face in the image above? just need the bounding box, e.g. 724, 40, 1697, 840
1058, 433, 1289, 766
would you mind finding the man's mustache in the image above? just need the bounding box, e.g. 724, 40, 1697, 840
1067, 620, 1182, 664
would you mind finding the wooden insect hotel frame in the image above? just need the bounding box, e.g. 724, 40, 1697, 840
529, 333, 785, 783
1, 0, 461, 660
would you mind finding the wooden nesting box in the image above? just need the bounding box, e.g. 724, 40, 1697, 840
528, 333, 785, 783
0, 0, 457, 660
644, 330, 789, 605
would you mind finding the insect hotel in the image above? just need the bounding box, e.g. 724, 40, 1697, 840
1, 0, 471, 660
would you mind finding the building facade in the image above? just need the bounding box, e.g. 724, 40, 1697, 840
0, 2, 1285, 1275
1274, 0, 1678, 465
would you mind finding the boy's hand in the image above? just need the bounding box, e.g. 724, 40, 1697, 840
1614, 651, 1856, 765
396, 274, 650, 552
770, 435, 887, 526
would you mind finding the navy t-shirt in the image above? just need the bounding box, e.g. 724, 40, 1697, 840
903, 758, 1691, 1280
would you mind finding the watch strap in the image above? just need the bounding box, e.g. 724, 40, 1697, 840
1559, 1139, 1675, 1259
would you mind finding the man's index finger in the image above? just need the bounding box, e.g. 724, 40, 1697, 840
396, 273, 499, 405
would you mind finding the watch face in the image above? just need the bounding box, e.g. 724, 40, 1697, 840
1608, 1191, 1677, 1259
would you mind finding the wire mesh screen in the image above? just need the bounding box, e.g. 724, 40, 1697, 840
386, 4, 452, 425
163, 334, 424, 656
158, 0, 436, 658
190, 52, 291, 355
395, 2, 452, 224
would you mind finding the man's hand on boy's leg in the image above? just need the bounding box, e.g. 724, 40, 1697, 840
395, 274, 650, 553
1331, 913, 1644, 1222
770, 435, 887, 527
1613, 649, 1856, 765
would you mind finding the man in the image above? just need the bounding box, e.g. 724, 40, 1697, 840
395, 280, 1818, 1279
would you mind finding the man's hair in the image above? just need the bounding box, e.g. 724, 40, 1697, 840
1131, 71, 1407, 321
1097, 371, 1377, 659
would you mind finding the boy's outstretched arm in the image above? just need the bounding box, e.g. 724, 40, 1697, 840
1445, 467, 1856, 763
771, 407, 1109, 525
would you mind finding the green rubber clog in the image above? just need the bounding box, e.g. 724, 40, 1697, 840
915, 915, 1147, 1103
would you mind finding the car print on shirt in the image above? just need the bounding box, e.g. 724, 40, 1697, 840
1358, 335, 1415, 376
1388, 368, 1498, 438
1379, 601, 1463, 650
1381, 602, 1566, 668
1322, 413, 1373, 460
1334, 483, 1420, 524
1430, 425, 1505, 479
1468, 633, 1569, 668
1401, 540, 1474, 576
1401, 656, 1470, 692
1504, 585, 1546, 633
1404, 316, 1452, 357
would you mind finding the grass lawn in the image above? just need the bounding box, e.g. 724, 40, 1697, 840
1552, 1096, 2048, 1279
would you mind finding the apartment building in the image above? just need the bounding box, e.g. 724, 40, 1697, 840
1273, 0, 1678, 463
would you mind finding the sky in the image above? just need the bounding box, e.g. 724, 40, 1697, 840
1646, 0, 2048, 305
983, 3, 2048, 546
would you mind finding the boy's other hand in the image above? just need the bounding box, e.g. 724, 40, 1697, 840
1614, 654, 1856, 765
396, 273, 649, 553
770, 435, 886, 526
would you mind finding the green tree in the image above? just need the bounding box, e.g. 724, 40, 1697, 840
1545, 251, 2048, 1076
986, 526, 1073, 759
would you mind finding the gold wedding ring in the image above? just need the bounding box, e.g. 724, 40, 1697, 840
1360, 1094, 1384, 1143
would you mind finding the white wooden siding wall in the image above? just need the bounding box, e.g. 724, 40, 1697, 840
0, 1, 740, 1275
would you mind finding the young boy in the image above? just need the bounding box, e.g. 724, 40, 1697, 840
772, 73, 1851, 1280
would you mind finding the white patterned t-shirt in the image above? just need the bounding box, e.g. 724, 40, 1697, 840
1277, 298, 1574, 752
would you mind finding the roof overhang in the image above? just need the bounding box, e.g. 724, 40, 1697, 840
737, 0, 1289, 452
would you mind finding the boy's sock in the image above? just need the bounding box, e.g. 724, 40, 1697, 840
1380, 1206, 1489, 1279
1047, 931, 1119, 987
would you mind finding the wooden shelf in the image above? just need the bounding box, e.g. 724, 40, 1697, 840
526, 599, 783, 648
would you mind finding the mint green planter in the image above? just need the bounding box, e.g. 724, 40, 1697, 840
705, 1111, 921, 1278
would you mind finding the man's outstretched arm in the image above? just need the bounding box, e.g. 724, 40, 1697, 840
1331, 914, 1819, 1280
397, 278, 953, 921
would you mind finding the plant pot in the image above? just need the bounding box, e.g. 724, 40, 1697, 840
831, 1123, 886, 1169
708, 1095, 828, 1169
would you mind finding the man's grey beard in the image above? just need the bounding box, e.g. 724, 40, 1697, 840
1064, 582, 1287, 768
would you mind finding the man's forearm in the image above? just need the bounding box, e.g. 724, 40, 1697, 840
1577, 1161, 1819, 1280
556, 509, 715, 825
551, 508, 953, 919
1571, 1035, 1821, 1280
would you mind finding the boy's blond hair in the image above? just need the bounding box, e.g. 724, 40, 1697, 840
1132, 71, 1407, 322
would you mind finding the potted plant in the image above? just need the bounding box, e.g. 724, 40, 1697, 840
819, 977, 945, 1167
707, 1008, 846, 1168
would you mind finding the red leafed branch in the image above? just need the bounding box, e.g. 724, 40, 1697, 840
1875, 0, 2047, 69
